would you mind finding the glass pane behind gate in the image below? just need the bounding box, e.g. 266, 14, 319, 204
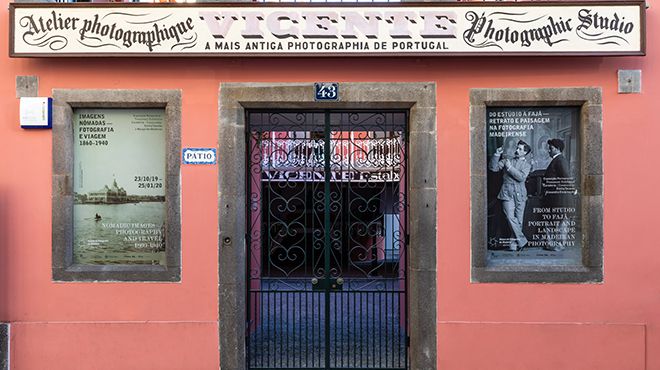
247, 111, 408, 370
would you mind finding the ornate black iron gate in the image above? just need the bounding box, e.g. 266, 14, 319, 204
246, 110, 408, 370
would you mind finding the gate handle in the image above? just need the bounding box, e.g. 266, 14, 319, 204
311, 278, 318, 285
336, 277, 344, 285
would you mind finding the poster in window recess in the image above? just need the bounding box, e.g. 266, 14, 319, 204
73, 108, 166, 265
486, 106, 581, 266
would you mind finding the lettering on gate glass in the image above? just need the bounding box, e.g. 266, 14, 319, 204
73, 108, 167, 265
486, 107, 582, 265
259, 131, 402, 183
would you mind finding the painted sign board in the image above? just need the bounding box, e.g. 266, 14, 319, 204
9, 2, 645, 57
182, 148, 217, 164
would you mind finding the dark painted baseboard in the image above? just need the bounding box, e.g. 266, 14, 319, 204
0, 323, 8, 370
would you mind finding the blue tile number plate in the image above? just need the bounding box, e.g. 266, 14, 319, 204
314, 82, 339, 101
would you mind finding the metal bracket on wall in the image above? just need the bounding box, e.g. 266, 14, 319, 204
618, 70, 642, 94
16, 75, 38, 98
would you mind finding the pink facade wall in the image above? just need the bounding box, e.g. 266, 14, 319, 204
0, 2, 658, 369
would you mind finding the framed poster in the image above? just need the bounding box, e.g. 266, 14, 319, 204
470, 88, 603, 283
73, 108, 166, 265
52, 89, 181, 281
487, 106, 581, 264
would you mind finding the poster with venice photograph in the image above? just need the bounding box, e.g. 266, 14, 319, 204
486, 106, 581, 266
73, 108, 166, 265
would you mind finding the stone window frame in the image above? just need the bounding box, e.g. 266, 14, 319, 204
52, 89, 182, 282
218, 82, 437, 370
470, 87, 603, 284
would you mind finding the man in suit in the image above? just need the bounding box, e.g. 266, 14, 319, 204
490, 140, 532, 251
545, 138, 570, 181
543, 138, 572, 251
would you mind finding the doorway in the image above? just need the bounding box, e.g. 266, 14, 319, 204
246, 110, 408, 369
218, 82, 437, 370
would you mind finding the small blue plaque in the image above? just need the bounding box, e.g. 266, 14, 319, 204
314, 83, 339, 101
182, 148, 217, 165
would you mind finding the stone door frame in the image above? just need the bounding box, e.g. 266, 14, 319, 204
218, 82, 437, 370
